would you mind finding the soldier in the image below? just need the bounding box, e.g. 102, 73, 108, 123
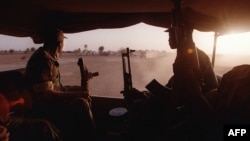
23, 28, 96, 141
166, 25, 219, 94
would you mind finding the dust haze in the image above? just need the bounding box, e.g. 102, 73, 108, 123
0, 52, 250, 98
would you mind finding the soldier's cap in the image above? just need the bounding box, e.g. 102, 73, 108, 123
42, 28, 67, 41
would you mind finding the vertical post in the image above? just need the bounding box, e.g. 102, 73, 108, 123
211, 32, 218, 68
171, 0, 182, 49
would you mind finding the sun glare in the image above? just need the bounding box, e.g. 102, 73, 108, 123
193, 30, 250, 55
217, 32, 250, 55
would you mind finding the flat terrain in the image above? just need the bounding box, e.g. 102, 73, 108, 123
0, 52, 248, 98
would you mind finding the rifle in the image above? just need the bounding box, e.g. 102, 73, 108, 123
171, 0, 200, 68
120, 48, 135, 104
171, 0, 184, 49
77, 58, 99, 92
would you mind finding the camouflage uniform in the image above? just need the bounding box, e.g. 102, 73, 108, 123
24, 46, 63, 93
24, 46, 96, 141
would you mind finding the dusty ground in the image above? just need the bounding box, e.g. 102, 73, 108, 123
0, 53, 174, 98
0, 52, 247, 97
59, 53, 175, 98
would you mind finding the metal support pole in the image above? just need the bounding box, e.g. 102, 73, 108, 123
211, 32, 218, 68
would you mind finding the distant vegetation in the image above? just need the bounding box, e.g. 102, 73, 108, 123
0, 47, 36, 54
0, 46, 168, 58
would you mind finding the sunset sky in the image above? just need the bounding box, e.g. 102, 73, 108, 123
0, 23, 250, 55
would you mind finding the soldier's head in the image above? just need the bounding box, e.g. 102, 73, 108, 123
42, 28, 67, 57
166, 24, 194, 49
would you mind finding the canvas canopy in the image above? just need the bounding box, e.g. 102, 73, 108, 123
1, 0, 250, 43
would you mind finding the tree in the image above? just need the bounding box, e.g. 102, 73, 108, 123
84, 44, 88, 51
30, 47, 36, 52
9, 49, 15, 53
98, 46, 104, 55
24, 48, 30, 54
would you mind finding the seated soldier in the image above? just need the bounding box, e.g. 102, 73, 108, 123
128, 24, 250, 141
126, 24, 219, 141
214, 64, 250, 124
166, 25, 219, 94
23, 28, 96, 141
171, 50, 250, 140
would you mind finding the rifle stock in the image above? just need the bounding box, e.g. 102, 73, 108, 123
171, 0, 200, 69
